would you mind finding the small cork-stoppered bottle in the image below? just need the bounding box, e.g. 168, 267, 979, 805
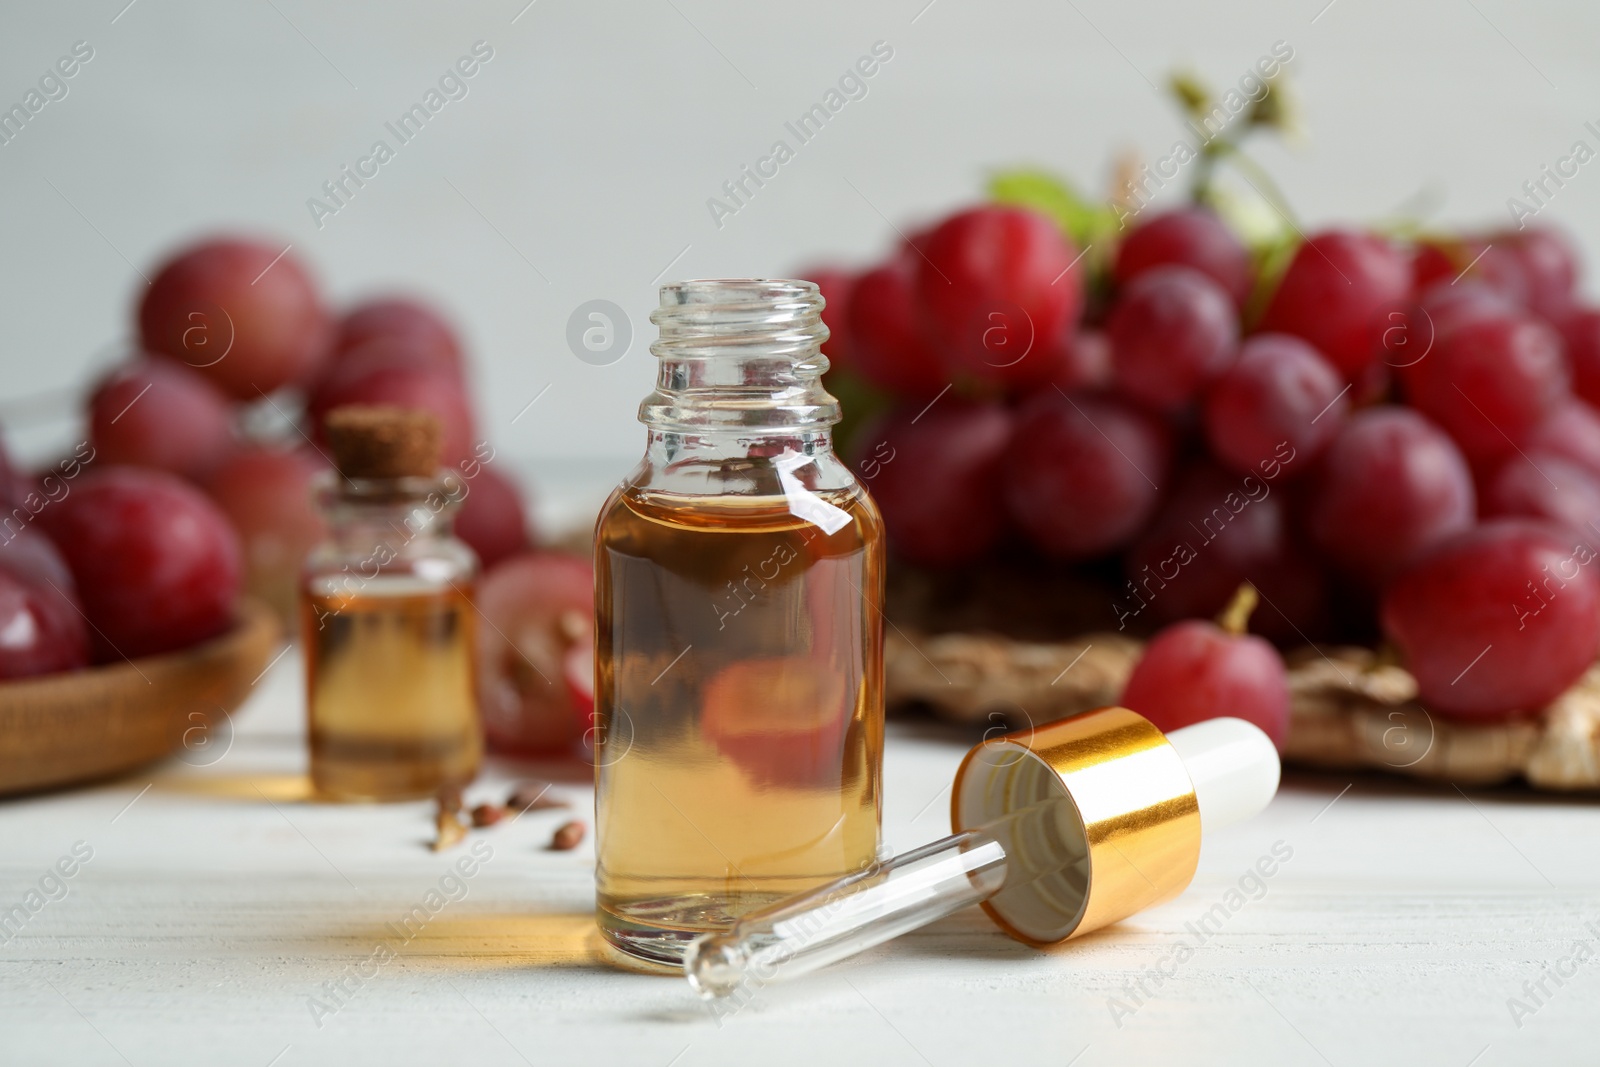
301, 405, 482, 801
593, 279, 886, 968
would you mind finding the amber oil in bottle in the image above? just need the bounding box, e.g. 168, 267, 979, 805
301, 406, 483, 801
593, 280, 885, 967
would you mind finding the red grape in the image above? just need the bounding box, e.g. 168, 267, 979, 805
1047, 329, 1112, 393
1480, 452, 1600, 543
1515, 228, 1581, 321
0, 566, 89, 678
1558, 307, 1600, 407
309, 354, 476, 467
847, 257, 947, 396
475, 551, 594, 754
455, 464, 532, 570
1120, 615, 1290, 750
915, 206, 1083, 389
1398, 314, 1567, 463
1307, 407, 1476, 586
1469, 241, 1533, 308
1382, 519, 1600, 718
207, 446, 328, 621
1113, 208, 1253, 308
1258, 229, 1411, 381
851, 399, 1011, 566
800, 267, 855, 371
331, 297, 463, 373
140, 237, 329, 398
89, 358, 236, 482
39, 467, 242, 660
1410, 240, 1460, 293
0, 528, 89, 678
312, 335, 456, 399
1412, 279, 1519, 344
1203, 333, 1347, 476
1525, 399, 1600, 478
1124, 461, 1288, 626
1351, 359, 1393, 407
1376, 281, 1506, 378
0, 528, 77, 591
1247, 542, 1335, 646
1003, 392, 1169, 559
1108, 266, 1237, 412
1473, 228, 1579, 321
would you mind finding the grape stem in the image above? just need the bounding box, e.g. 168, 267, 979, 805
1216, 583, 1260, 637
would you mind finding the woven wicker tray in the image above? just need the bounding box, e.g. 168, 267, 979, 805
884, 629, 1600, 792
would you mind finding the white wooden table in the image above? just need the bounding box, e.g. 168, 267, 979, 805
3, 640, 1596, 1067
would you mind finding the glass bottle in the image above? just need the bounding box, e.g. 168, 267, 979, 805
301, 406, 483, 801
593, 279, 886, 968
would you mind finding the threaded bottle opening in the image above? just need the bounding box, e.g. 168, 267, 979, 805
651, 278, 828, 356
642, 278, 839, 433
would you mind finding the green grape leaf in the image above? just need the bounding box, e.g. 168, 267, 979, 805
988, 168, 1118, 251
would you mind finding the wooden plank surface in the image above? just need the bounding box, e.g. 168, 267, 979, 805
1, 648, 1596, 1067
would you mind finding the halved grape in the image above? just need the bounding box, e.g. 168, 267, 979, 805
475, 551, 595, 755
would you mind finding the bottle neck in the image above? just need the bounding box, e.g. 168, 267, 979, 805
640, 279, 838, 437
641, 427, 836, 466
318, 474, 464, 552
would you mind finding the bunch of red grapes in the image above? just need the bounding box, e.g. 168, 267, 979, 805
813, 204, 1600, 740
0, 235, 593, 756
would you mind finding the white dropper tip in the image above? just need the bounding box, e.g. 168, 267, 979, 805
1165, 717, 1281, 833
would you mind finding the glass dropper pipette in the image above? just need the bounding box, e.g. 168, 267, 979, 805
685, 711, 1280, 998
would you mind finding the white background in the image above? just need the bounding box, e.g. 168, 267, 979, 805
1, 0, 1597, 476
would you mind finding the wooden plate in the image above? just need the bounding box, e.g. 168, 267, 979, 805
0, 600, 281, 797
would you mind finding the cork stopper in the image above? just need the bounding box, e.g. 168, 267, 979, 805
324, 405, 441, 479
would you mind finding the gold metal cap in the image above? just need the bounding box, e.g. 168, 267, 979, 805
951, 707, 1201, 946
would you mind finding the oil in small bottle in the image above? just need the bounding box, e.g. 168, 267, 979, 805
303, 579, 481, 800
